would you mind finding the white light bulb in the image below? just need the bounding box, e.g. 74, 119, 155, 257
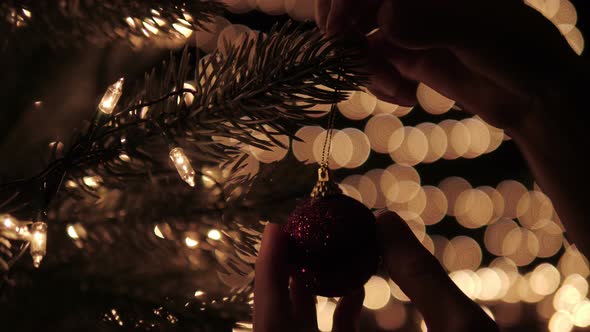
207, 229, 222, 240
98, 78, 124, 115
29, 222, 47, 268
169, 147, 196, 187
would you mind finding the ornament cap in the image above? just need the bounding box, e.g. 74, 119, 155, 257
310, 165, 342, 198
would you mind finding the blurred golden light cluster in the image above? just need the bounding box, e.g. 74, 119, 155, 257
219, 0, 315, 21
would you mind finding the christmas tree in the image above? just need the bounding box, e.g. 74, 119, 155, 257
1, 0, 589, 331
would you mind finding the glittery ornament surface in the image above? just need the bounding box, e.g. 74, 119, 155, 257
284, 194, 379, 297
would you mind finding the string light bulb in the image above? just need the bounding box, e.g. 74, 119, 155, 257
30, 222, 47, 268
98, 78, 124, 115
169, 147, 196, 187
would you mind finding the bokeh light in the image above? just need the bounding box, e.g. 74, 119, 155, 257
416, 122, 448, 163
293, 126, 324, 164
420, 186, 448, 225
340, 128, 371, 168
439, 176, 472, 216
461, 118, 491, 159
455, 189, 494, 229
496, 180, 528, 218
338, 91, 376, 120
439, 119, 471, 160
416, 83, 455, 115
389, 126, 429, 166
363, 276, 391, 310
341, 174, 378, 208
530, 263, 561, 296
365, 114, 404, 153
248, 131, 289, 163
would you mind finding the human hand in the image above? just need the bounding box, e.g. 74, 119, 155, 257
254, 211, 499, 332
254, 223, 365, 332
316, 0, 586, 132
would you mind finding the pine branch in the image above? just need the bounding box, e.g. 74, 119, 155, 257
1, 0, 225, 48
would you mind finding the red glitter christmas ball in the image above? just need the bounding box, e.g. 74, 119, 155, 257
284, 194, 379, 297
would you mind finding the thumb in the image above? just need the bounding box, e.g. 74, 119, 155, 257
376, 211, 498, 332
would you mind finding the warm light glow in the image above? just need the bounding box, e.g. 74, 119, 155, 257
554, 285, 584, 312
496, 180, 529, 218
450, 270, 481, 299
67, 225, 79, 239
364, 169, 390, 208
393, 105, 414, 117
439, 119, 470, 159
559, 246, 590, 277
563, 274, 589, 298
573, 300, 590, 327
208, 229, 222, 240
185, 236, 199, 248
416, 83, 455, 115
2, 214, 16, 229
448, 236, 482, 271
534, 221, 564, 258
30, 222, 47, 268
194, 290, 205, 297
365, 114, 404, 153
142, 20, 160, 35
83, 175, 102, 188
339, 184, 362, 202
553, 0, 578, 26
455, 189, 494, 229
340, 128, 371, 168
98, 78, 124, 115
385, 164, 421, 203
217, 24, 255, 56
526, 0, 560, 19
363, 276, 391, 310
317, 301, 336, 332
476, 268, 503, 301
248, 132, 289, 164
169, 147, 196, 187
389, 126, 428, 166
530, 263, 561, 296
519, 273, 545, 303
293, 126, 324, 164
341, 174, 378, 208
416, 122, 448, 163
420, 186, 448, 225
518, 191, 554, 230
172, 21, 193, 38
549, 310, 574, 332
194, 16, 231, 52
329, 130, 353, 169
338, 91, 376, 120
461, 118, 491, 158
373, 99, 399, 115
388, 279, 410, 302
504, 228, 539, 266
438, 176, 472, 216
484, 218, 520, 256
154, 225, 165, 239
478, 186, 505, 223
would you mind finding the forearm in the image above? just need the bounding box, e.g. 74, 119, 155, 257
511, 79, 590, 257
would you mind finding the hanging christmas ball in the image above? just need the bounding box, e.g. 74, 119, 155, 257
284, 167, 379, 297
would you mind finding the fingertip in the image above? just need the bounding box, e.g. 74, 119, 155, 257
315, 0, 331, 32
333, 287, 365, 332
